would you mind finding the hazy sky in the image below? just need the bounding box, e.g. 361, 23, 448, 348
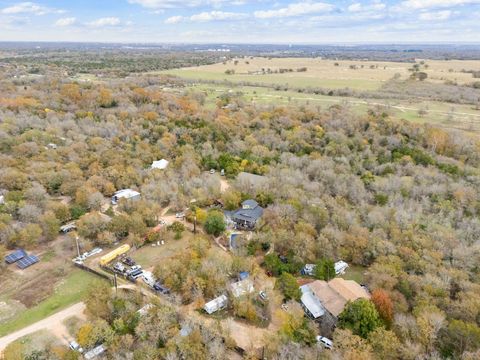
0, 1, 479, 43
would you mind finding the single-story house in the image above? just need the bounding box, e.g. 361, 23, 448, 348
204, 294, 228, 314
230, 278, 255, 298
300, 278, 370, 320
151, 159, 169, 170
111, 189, 141, 205
225, 199, 264, 230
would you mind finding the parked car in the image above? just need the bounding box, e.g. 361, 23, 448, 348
210, 169, 215, 174
122, 257, 135, 266
316, 336, 333, 350
175, 212, 185, 219
128, 269, 143, 281
130, 265, 142, 272
220, 169, 225, 176
259, 291, 268, 301
153, 282, 170, 295
69, 341, 84, 353
60, 222, 77, 233
113, 262, 125, 273
281, 303, 289, 312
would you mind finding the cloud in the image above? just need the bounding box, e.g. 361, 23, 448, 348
1, 2, 64, 15
190, 10, 247, 21
254, 1, 334, 19
87, 17, 122, 27
348, 3, 363, 12
418, 9, 452, 19
54, 17, 76, 27
165, 15, 184, 24
399, 0, 480, 10
128, 0, 240, 9
165, 10, 247, 23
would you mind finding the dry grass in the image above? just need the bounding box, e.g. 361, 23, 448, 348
161, 57, 480, 91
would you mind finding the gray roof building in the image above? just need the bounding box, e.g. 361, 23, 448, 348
226, 199, 264, 230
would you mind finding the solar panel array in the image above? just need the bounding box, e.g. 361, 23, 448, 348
16, 255, 39, 269
5, 249, 27, 264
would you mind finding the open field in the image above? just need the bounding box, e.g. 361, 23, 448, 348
131, 232, 195, 271
188, 83, 480, 134
160, 57, 480, 91
0, 270, 100, 337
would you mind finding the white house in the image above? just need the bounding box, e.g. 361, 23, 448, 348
111, 189, 141, 205
151, 159, 169, 170
204, 294, 228, 314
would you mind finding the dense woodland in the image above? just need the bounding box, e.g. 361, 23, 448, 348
1, 59, 480, 359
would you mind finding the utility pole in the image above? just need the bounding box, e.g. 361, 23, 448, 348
114, 273, 118, 296
75, 236, 80, 257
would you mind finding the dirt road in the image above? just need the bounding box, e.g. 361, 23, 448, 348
0, 302, 86, 353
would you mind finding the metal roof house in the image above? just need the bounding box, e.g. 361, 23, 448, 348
225, 199, 264, 230
111, 189, 141, 205
300, 284, 325, 319
204, 294, 228, 314
151, 159, 169, 170
300, 278, 370, 320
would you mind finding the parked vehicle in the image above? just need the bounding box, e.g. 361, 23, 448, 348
142, 271, 156, 287
175, 212, 185, 218
316, 336, 333, 350
153, 282, 170, 295
130, 265, 142, 272
281, 303, 289, 312
221, 169, 225, 176
122, 256, 135, 266
210, 169, 215, 174
128, 269, 143, 281
113, 262, 125, 273
259, 291, 268, 301
60, 222, 76, 233
69, 341, 84, 353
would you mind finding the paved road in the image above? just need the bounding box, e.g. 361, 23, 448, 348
0, 302, 86, 353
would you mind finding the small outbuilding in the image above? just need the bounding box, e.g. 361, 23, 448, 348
111, 189, 141, 205
204, 294, 228, 314
334, 261, 349, 275
151, 159, 169, 170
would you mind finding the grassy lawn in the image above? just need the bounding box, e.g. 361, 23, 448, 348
131, 232, 195, 270
340, 265, 367, 284
162, 69, 382, 91
0, 270, 101, 337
